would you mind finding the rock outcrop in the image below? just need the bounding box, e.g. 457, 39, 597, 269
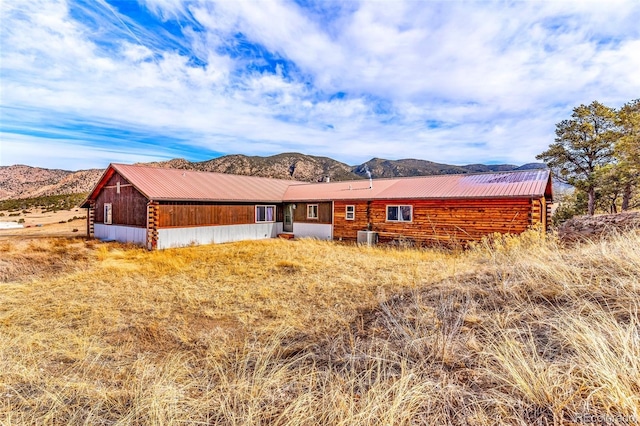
557, 212, 640, 241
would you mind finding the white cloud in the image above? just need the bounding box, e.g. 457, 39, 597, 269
1, 0, 639, 170
0, 133, 172, 170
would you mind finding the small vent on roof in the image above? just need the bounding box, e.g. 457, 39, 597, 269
363, 165, 373, 189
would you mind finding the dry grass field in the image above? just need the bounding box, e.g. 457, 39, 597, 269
0, 229, 639, 425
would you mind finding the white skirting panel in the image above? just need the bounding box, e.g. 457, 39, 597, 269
292, 223, 333, 240
94, 224, 146, 245
157, 222, 284, 249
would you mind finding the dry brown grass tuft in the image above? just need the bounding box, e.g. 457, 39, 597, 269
0, 238, 93, 283
1, 230, 639, 425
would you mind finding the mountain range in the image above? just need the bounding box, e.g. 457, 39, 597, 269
0, 153, 546, 201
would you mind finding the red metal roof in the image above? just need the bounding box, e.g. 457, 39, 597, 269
109, 163, 304, 202
380, 169, 551, 200
283, 170, 551, 201
282, 178, 396, 201
84, 164, 551, 206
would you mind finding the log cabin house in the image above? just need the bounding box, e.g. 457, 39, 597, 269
82, 163, 553, 249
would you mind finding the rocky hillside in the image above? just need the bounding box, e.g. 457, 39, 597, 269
353, 158, 469, 178
352, 158, 545, 178
145, 154, 546, 181
0, 153, 547, 201
144, 153, 359, 182
0, 165, 103, 201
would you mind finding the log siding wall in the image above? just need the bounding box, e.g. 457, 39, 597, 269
94, 172, 148, 227
333, 200, 370, 240
86, 201, 95, 237
147, 201, 159, 250
333, 198, 543, 244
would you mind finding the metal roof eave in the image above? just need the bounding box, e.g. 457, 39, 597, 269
284, 194, 549, 203
150, 198, 285, 204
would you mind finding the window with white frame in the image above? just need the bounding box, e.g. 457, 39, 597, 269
307, 204, 318, 219
104, 203, 113, 225
345, 205, 355, 220
256, 205, 275, 222
386, 205, 412, 222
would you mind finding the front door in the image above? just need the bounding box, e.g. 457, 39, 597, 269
284, 204, 294, 232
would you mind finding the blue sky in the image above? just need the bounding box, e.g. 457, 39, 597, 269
1, 0, 639, 170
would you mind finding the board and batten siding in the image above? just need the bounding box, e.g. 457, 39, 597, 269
292, 202, 332, 224
155, 203, 284, 228
152, 202, 285, 248
94, 171, 148, 227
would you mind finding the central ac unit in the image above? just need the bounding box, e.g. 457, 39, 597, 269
357, 230, 378, 245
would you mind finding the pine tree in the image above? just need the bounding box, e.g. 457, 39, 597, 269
616, 99, 640, 211
537, 101, 618, 215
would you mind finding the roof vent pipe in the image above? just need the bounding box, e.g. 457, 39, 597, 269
364, 165, 372, 189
